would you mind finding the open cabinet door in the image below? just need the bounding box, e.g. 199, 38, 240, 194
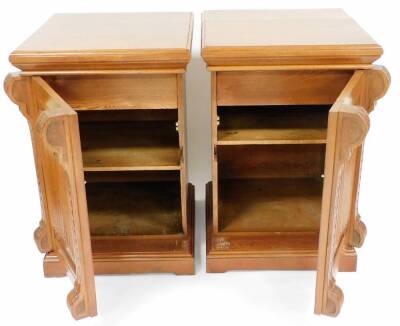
314, 67, 390, 317
32, 77, 97, 319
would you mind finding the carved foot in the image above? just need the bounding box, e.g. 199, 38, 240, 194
353, 214, 367, 248
34, 220, 51, 253
325, 283, 344, 317
67, 282, 94, 320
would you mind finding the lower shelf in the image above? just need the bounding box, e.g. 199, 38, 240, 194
43, 184, 195, 276
206, 182, 357, 272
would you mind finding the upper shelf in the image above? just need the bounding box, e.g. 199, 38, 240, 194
217, 106, 329, 145
80, 121, 181, 172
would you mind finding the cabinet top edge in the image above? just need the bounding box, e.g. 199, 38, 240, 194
9, 12, 194, 71
201, 9, 383, 66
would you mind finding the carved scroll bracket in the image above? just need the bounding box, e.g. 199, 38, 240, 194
36, 108, 75, 169
362, 66, 391, 112
4, 73, 30, 118
34, 219, 52, 253
336, 104, 370, 165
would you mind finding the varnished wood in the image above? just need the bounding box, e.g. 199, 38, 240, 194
205, 182, 357, 272
219, 178, 322, 232
202, 9, 389, 317
177, 74, 189, 234
5, 13, 194, 319
202, 9, 382, 67
32, 76, 97, 319
218, 144, 325, 179
79, 121, 180, 171
216, 70, 352, 106
207, 64, 373, 72
44, 74, 178, 110
211, 72, 219, 233
217, 106, 329, 145
44, 183, 195, 276
86, 181, 182, 236
10, 13, 193, 71
314, 67, 390, 316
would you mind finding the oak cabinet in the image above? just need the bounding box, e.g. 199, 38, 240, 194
5, 12, 194, 319
201, 9, 390, 316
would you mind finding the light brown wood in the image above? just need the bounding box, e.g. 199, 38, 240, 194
44, 74, 178, 110
4, 74, 54, 254
211, 72, 219, 233
216, 70, 352, 106
218, 144, 325, 179
205, 182, 357, 273
219, 178, 322, 232
314, 67, 390, 317
217, 106, 328, 145
10, 13, 193, 71
44, 183, 195, 276
32, 76, 97, 319
5, 13, 194, 319
206, 64, 373, 72
177, 74, 188, 234
202, 9, 389, 317
79, 121, 180, 171
202, 9, 382, 67
86, 181, 182, 236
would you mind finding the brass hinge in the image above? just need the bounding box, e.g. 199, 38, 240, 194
175, 121, 179, 132
213, 146, 217, 158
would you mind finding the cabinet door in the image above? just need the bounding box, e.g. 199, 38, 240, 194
33, 77, 97, 319
314, 67, 389, 316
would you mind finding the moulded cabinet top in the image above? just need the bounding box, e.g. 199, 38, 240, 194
10, 12, 193, 71
202, 9, 382, 67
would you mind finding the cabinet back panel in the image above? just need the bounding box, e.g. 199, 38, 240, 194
44, 74, 178, 110
219, 178, 322, 232
86, 181, 182, 236
78, 109, 178, 122
216, 70, 353, 106
217, 105, 329, 144
79, 121, 180, 171
84, 170, 180, 183
218, 144, 325, 179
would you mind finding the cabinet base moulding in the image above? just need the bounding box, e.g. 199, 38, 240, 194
43, 183, 195, 276
43, 252, 195, 276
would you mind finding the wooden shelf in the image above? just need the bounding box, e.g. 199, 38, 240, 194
86, 181, 182, 236
217, 106, 328, 145
219, 177, 323, 232
80, 121, 180, 171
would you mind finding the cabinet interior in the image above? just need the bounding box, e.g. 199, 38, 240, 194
85, 171, 182, 236
77, 109, 184, 240
78, 110, 180, 171
217, 104, 329, 249
217, 105, 329, 144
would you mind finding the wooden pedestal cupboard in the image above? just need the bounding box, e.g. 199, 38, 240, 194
5, 13, 194, 319
201, 9, 390, 316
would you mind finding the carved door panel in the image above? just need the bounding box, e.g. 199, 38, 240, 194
32, 76, 97, 319
314, 67, 390, 317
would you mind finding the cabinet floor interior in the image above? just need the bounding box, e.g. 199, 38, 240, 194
85, 180, 183, 236
218, 177, 323, 233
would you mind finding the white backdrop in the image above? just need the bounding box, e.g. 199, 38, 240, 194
0, 1, 399, 325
